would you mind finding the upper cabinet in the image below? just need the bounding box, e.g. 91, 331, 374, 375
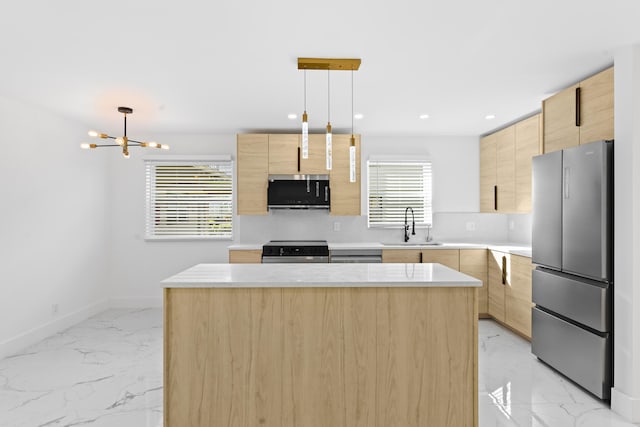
514, 114, 542, 212
268, 134, 326, 174
479, 133, 497, 212
237, 134, 269, 215
495, 126, 516, 213
543, 67, 613, 153
237, 133, 361, 216
480, 114, 540, 213
330, 135, 361, 216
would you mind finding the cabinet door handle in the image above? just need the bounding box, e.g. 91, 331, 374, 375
419, 252, 423, 263
575, 87, 581, 127
494, 185, 498, 211
297, 147, 301, 172
501, 256, 507, 285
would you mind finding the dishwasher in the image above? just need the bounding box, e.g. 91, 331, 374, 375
329, 248, 382, 263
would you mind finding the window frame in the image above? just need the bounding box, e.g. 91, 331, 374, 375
366, 158, 433, 229
144, 155, 234, 241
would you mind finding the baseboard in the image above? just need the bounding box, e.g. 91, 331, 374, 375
611, 387, 640, 423
110, 296, 163, 308
0, 299, 110, 360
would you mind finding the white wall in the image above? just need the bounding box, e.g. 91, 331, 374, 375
611, 45, 640, 423
109, 133, 515, 302
0, 96, 111, 359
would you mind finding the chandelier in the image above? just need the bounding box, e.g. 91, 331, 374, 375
81, 107, 168, 158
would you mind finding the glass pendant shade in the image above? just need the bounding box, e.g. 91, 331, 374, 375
301, 111, 309, 159
326, 123, 332, 170
349, 136, 356, 183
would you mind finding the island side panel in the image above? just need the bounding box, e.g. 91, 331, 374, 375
376, 287, 476, 427
164, 288, 283, 427
281, 288, 347, 427
343, 288, 378, 427
165, 286, 477, 427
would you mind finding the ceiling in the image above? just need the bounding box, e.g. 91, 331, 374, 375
2, 0, 639, 138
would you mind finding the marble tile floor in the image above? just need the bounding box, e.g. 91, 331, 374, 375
0, 309, 637, 427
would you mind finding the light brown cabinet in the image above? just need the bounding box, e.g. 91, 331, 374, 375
488, 250, 508, 322
382, 248, 489, 317
237, 134, 269, 215
268, 134, 326, 174
460, 249, 489, 316
488, 250, 533, 339
480, 127, 515, 213
515, 114, 542, 212
543, 67, 613, 153
480, 114, 541, 213
506, 255, 533, 338
382, 248, 459, 268
238, 133, 361, 216
496, 127, 516, 212
479, 133, 497, 212
329, 135, 361, 216
229, 249, 262, 263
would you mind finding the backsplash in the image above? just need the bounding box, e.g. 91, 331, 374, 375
236, 211, 529, 244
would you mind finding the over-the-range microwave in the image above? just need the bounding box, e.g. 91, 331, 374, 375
267, 175, 330, 209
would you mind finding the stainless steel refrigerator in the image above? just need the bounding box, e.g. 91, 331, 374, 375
531, 139, 613, 400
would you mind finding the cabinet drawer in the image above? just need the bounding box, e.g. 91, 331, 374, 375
531, 307, 610, 399
532, 268, 610, 333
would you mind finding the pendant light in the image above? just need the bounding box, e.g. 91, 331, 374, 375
326, 69, 332, 171
301, 69, 309, 159
349, 68, 357, 183
81, 107, 168, 158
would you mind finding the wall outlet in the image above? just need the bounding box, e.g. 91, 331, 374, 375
465, 221, 476, 231
51, 303, 59, 315
333, 221, 341, 232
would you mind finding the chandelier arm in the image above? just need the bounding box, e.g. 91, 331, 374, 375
127, 139, 145, 145
93, 144, 123, 148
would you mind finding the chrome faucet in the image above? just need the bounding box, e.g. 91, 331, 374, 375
404, 207, 415, 242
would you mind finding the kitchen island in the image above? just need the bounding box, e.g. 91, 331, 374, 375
162, 263, 481, 427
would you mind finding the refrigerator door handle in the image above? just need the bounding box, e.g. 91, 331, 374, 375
564, 167, 570, 199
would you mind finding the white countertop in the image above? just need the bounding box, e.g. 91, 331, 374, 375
162, 263, 482, 288
228, 242, 532, 257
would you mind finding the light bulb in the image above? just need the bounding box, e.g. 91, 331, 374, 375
349, 138, 356, 183
123, 150, 130, 159
148, 142, 159, 148
325, 123, 332, 170
115, 137, 124, 146
80, 143, 97, 149
88, 130, 98, 138
301, 111, 309, 159
160, 144, 170, 150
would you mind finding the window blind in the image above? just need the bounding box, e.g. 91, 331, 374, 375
368, 160, 433, 227
145, 160, 233, 239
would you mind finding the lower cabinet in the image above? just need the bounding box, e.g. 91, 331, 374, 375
459, 249, 489, 317
382, 248, 489, 317
506, 255, 533, 338
488, 250, 533, 339
488, 250, 508, 322
228, 249, 262, 263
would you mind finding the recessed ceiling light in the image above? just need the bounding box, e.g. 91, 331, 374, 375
354, 113, 364, 120
419, 114, 429, 119
287, 113, 297, 120
485, 114, 496, 120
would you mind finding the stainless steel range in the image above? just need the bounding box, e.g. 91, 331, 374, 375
261, 240, 329, 263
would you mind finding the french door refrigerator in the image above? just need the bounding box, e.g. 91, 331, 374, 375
531, 139, 613, 400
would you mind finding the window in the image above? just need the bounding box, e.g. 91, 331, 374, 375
145, 157, 233, 239
367, 160, 432, 227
